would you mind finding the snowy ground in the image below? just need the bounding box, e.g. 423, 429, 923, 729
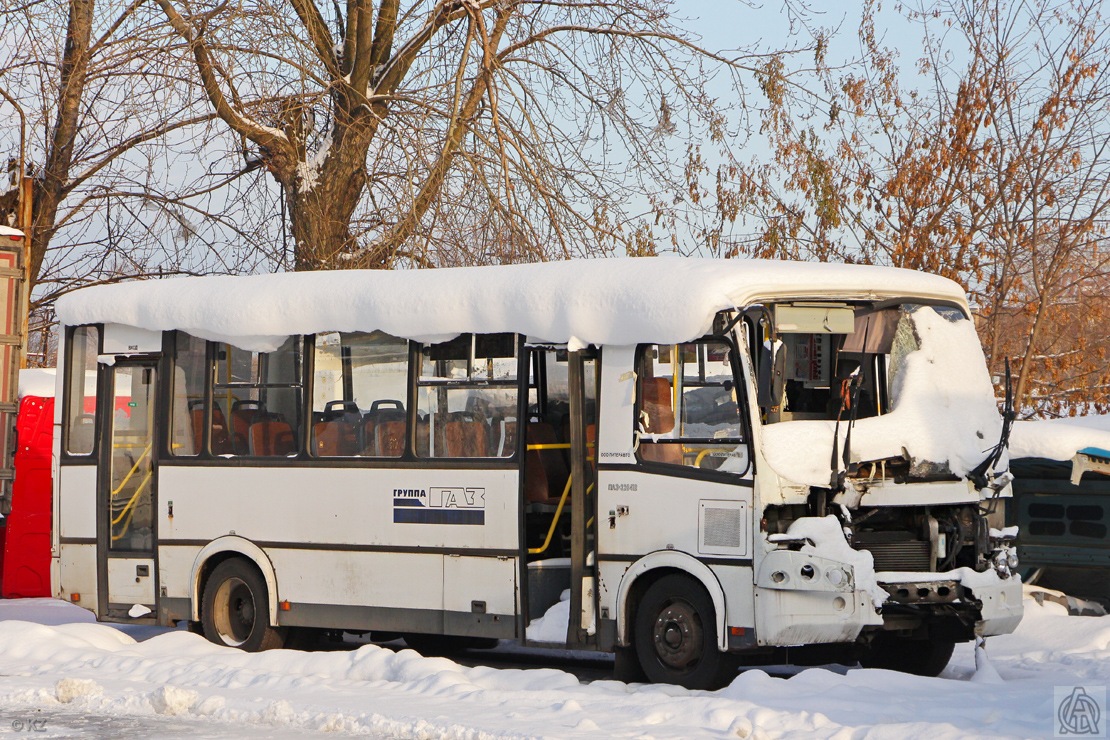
0, 592, 1106, 738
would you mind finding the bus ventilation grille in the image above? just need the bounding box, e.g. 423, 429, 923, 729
855, 541, 931, 573
703, 507, 742, 549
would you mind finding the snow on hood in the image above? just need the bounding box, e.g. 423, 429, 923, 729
54, 257, 967, 352
1009, 418, 1110, 461
761, 307, 1002, 487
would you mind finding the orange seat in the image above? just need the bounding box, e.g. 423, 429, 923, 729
231, 400, 265, 454
372, 419, 406, 457
641, 377, 676, 433
313, 420, 359, 456
525, 422, 569, 504
192, 403, 232, 455
249, 420, 297, 456
640, 377, 682, 464
444, 418, 489, 457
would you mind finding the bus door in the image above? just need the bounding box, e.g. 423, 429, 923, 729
520, 346, 598, 648
97, 359, 158, 618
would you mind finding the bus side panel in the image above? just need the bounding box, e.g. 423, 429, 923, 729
55, 544, 97, 610
157, 465, 519, 634
54, 465, 98, 611
594, 345, 757, 640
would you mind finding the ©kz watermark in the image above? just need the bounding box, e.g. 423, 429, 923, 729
1056, 685, 1107, 737
9, 718, 48, 733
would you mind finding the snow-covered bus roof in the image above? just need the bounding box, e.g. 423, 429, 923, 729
55, 257, 970, 351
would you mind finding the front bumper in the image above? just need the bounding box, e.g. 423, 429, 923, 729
875, 570, 1024, 637
754, 550, 884, 646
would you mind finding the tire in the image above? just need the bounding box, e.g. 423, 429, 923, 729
633, 574, 733, 690
201, 559, 286, 652
612, 645, 647, 684
860, 633, 956, 677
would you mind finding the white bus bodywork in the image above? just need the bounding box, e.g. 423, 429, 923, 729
51, 258, 1022, 688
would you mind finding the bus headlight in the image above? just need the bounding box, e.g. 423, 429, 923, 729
991, 544, 1018, 578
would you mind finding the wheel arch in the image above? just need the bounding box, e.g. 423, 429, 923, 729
615, 550, 728, 652
189, 536, 279, 625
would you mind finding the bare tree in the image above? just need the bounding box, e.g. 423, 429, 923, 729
1, 0, 281, 351
751, 0, 1110, 416
153, 0, 825, 270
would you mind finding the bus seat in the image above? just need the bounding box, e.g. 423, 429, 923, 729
492, 417, 517, 457
190, 402, 232, 455
313, 420, 358, 456
362, 407, 405, 449
190, 408, 204, 455
641, 377, 676, 434
444, 416, 489, 457
640, 441, 683, 465
416, 417, 432, 457
525, 421, 569, 504
373, 419, 406, 457
231, 399, 266, 453
249, 420, 297, 456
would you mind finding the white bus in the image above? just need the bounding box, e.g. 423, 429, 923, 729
51, 257, 1023, 689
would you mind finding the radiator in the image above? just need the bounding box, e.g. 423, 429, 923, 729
854, 540, 932, 573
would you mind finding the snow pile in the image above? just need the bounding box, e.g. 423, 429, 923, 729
769, 515, 888, 608
54, 257, 967, 352
1009, 418, 1110, 461
526, 589, 571, 642
1, 594, 1109, 737
18, 367, 56, 398
761, 307, 1002, 487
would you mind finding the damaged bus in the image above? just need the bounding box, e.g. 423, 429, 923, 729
51, 257, 1022, 689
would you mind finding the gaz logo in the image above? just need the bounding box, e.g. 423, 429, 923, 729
393, 487, 486, 525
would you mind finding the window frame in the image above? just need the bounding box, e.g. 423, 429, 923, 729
309, 330, 413, 459
415, 333, 522, 460
633, 333, 753, 480
61, 324, 102, 461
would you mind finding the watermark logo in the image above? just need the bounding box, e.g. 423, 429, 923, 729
9, 718, 48, 733
1055, 686, 1106, 737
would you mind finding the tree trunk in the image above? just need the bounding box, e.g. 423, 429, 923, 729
29, 0, 94, 292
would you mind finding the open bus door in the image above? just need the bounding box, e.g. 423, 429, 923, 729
96, 359, 158, 619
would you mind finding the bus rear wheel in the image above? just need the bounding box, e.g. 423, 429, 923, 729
201, 559, 286, 652
633, 574, 734, 690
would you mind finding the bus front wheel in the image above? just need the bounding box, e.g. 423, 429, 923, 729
859, 633, 956, 677
633, 574, 734, 690
201, 559, 286, 652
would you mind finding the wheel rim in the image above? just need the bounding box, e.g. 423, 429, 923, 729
651, 597, 703, 671
212, 576, 255, 647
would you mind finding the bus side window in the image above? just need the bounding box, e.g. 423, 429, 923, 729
311, 331, 409, 457
417, 333, 518, 458
212, 337, 303, 457
635, 340, 749, 475
170, 332, 207, 456
64, 325, 100, 456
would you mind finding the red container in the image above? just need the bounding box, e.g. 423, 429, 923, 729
1, 396, 54, 598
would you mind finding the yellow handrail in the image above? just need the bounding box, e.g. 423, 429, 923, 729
527, 477, 596, 556
110, 443, 151, 498
111, 470, 152, 526
692, 447, 735, 468
109, 443, 152, 541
